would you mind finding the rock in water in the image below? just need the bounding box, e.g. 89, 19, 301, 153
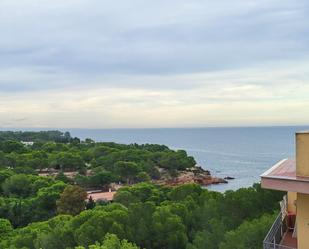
224, 176, 235, 180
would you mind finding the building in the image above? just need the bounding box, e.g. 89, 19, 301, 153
21, 141, 34, 146
261, 131, 309, 249
87, 189, 116, 202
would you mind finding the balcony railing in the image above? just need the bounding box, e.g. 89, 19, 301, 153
263, 212, 296, 249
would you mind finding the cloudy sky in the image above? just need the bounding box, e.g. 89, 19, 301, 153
0, 0, 308, 128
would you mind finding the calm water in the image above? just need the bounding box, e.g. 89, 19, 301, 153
69, 126, 309, 192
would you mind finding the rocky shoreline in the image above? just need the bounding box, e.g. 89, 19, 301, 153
156, 166, 229, 186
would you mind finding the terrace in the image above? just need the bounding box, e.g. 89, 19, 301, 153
261, 159, 299, 249
263, 212, 297, 249
261, 131, 309, 249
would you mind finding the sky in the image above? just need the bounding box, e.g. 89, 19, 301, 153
0, 0, 308, 128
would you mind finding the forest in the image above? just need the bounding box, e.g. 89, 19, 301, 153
0, 131, 196, 187
0, 131, 283, 249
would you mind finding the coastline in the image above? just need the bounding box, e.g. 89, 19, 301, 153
154, 166, 228, 187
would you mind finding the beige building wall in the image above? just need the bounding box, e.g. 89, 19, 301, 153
296, 132, 309, 177
296, 132, 309, 249
297, 193, 309, 249
287, 191, 297, 213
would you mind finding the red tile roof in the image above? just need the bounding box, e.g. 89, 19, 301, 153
263, 159, 296, 179
261, 159, 309, 194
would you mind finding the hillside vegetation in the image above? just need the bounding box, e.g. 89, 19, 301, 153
0, 131, 196, 187
0, 131, 283, 249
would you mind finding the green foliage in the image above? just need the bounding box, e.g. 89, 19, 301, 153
114, 183, 167, 206
55, 172, 74, 184
158, 150, 196, 171
0, 131, 285, 249
152, 206, 188, 249
75, 171, 116, 188
75, 233, 140, 249
48, 152, 85, 171
0, 131, 197, 190
0, 130, 72, 143
168, 183, 202, 202
218, 213, 277, 249
86, 196, 96, 210
1, 140, 26, 153
114, 161, 142, 184
0, 170, 14, 192
187, 219, 226, 249
2, 174, 33, 198
0, 218, 13, 236
136, 171, 151, 182
0, 182, 283, 249
0, 176, 66, 228
57, 185, 87, 216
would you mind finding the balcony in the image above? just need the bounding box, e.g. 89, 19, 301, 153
263, 212, 297, 249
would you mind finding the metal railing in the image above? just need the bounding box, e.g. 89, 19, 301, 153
263, 212, 296, 249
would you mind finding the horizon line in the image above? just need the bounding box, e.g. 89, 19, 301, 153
1, 124, 309, 132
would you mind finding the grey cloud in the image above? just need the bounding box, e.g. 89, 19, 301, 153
0, 0, 308, 93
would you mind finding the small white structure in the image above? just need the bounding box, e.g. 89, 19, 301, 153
21, 141, 34, 146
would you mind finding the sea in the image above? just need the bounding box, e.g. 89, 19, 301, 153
68, 126, 309, 192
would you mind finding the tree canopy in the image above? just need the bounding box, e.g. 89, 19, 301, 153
0, 130, 197, 187
56, 185, 87, 216
0, 182, 283, 249
0, 131, 284, 249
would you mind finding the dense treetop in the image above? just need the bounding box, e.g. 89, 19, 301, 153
0, 182, 283, 249
0, 130, 72, 143
0, 131, 196, 188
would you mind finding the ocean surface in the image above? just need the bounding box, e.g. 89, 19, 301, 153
69, 126, 309, 192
